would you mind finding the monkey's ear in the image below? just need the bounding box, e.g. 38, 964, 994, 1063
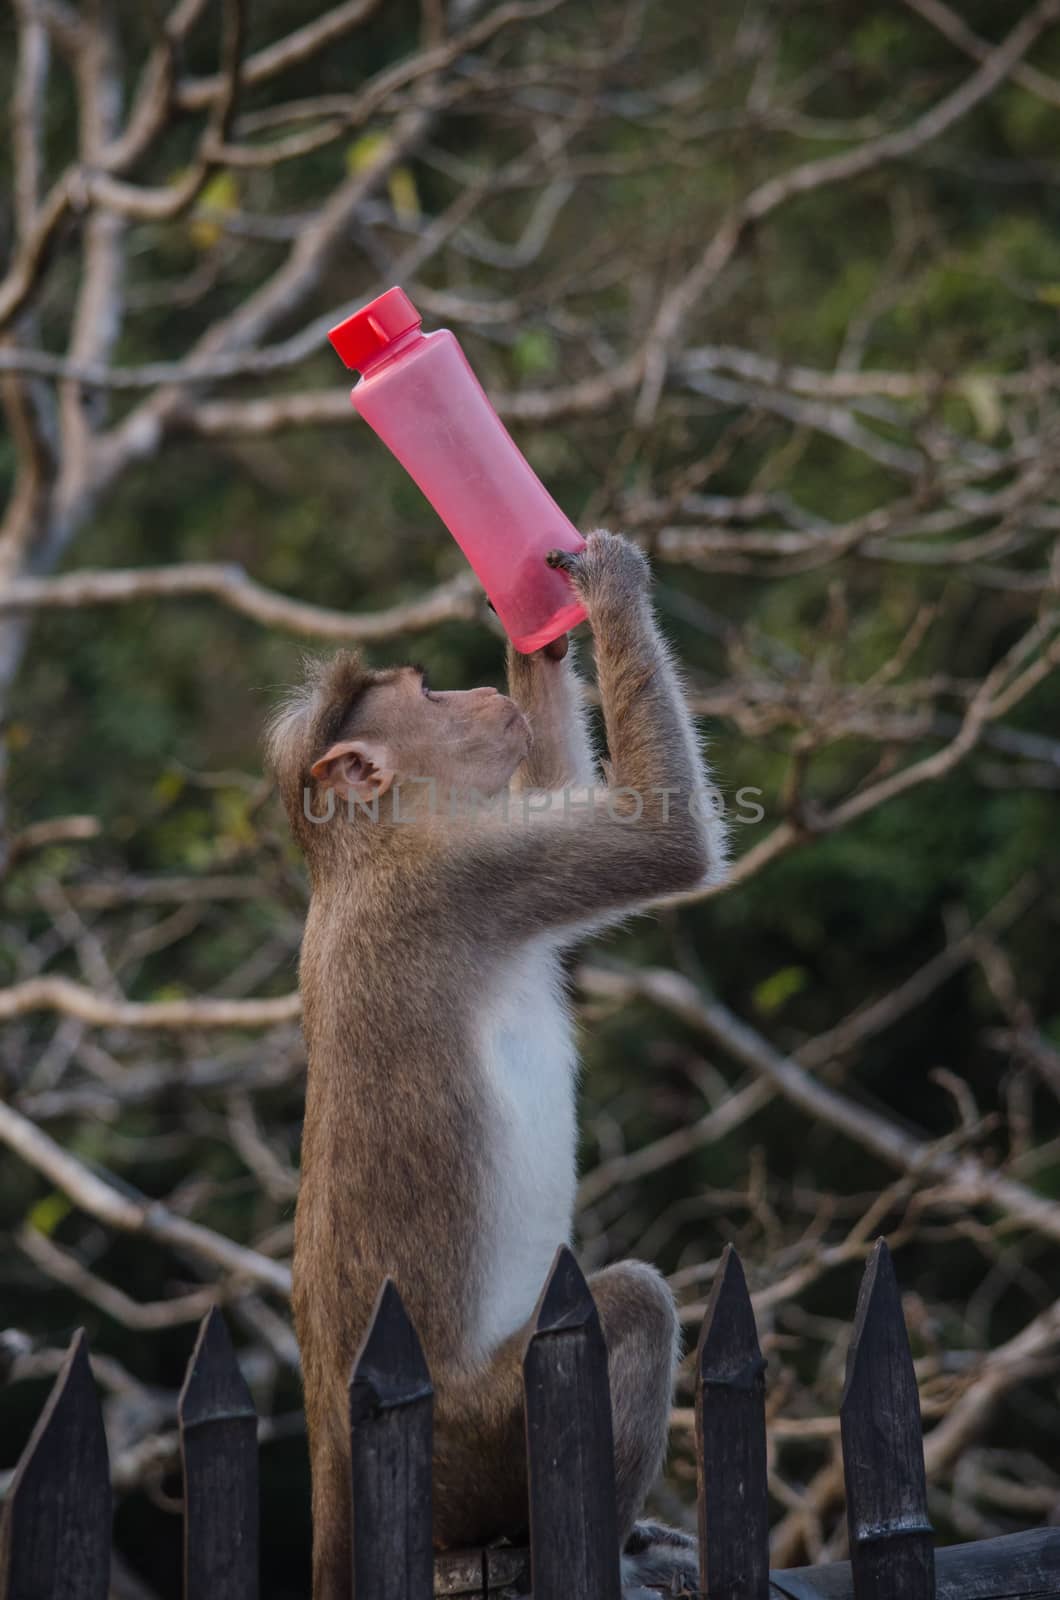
309, 740, 394, 800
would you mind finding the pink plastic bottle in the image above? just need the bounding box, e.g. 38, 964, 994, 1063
328, 287, 587, 653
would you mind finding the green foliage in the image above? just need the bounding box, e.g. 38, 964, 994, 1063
752, 965, 809, 1014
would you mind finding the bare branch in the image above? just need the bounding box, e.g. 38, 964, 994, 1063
11, 5, 50, 236
176, 0, 384, 111
577, 1076, 773, 1210
577, 963, 1060, 1245
0, 563, 482, 639
98, 104, 431, 483
80, 0, 246, 224
17, 1225, 221, 1329
177, 367, 644, 437
0, 1096, 292, 1293
57, 0, 127, 507
0, 975, 300, 1029
5, 814, 102, 868
901, 0, 1060, 108
636, 0, 1060, 420
823, 618, 1060, 830
923, 1295, 1060, 1473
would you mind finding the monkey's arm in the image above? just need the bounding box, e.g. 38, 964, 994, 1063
587, 538, 715, 833
505, 640, 598, 792
452, 532, 727, 934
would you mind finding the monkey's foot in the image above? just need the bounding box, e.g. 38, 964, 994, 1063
621, 1520, 701, 1596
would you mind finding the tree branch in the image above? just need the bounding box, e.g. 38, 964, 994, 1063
176, 0, 384, 111
901, 0, 1060, 108
635, 0, 1060, 421
0, 1095, 292, 1293
577, 964, 1060, 1245
17, 1225, 221, 1330
0, 563, 482, 639
0, 975, 300, 1029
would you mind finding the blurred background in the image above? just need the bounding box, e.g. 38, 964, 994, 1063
1, 0, 1059, 1593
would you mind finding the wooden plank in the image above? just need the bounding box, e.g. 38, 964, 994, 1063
839, 1240, 935, 1600
431, 1546, 531, 1598
482, 1546, 531, 1596
178, 1308, 259, 1600
522, 1246, 621, 1600
770, 1525, 1060, 1599
0, 1328, 111, 1600
433, 1550, 486, 1597
696, 1243, 769, 1600
349, 1279, 434, 1600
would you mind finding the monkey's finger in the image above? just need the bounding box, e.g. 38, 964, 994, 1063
541, 633, 569, 661
545, 548, 580, 574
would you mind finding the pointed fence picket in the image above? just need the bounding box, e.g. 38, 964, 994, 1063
696, 1243, 770, 1600
178, 1306, 260, 1600
349, 1279, 434, 1600
0, 1330, 110, 1600
2, 1240, 1058, 1600
523, 1246, 621, 1600
840, 1239, 935, 1600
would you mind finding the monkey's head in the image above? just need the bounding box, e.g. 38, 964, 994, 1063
268, 651, 530, 843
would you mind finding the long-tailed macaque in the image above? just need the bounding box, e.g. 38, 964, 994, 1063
267, 532, 727, 1598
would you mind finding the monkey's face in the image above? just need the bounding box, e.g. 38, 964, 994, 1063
310, 665, 530, 812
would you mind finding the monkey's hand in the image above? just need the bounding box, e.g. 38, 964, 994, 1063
546, 530, 650, 621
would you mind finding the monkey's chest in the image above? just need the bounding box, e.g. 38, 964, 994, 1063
472, 944, 578, 1357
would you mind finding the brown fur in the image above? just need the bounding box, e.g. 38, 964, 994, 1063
267, 533, 726, 1598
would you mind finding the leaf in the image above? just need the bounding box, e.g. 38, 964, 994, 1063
752, 965, 809, 1014
513, 329, 557, 377
153, 770, 185, 804
960, 375, 1003, 440
27, 1192, 73, 1237
215, 789, 256, 848
346, 131, 391, 174
346, 132, 418, 217
851, 16, 908, 67
150, 983, 189, 1001
189, 171, 238, 250
388, 166, 420, 222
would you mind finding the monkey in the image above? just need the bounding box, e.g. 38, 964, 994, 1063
266, 531, 727, 1598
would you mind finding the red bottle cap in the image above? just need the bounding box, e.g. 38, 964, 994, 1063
328, 287, 422, 372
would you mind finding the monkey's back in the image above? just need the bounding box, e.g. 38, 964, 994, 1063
295, 885, 490, 1371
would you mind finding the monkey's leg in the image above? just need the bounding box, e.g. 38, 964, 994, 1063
432, 1323, 530, 1549
588, 1261, 681, 1543
593, 1266, 699, 1596
307, 1399, 354, 1600
432, 1259, 679, 1554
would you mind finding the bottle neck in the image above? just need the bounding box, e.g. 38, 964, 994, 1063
357, 326, 425, 377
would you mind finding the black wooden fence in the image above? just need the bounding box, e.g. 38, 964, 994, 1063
2, 1239, 1058, 1599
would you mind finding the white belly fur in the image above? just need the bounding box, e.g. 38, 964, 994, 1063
473, 939, 578, 1358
